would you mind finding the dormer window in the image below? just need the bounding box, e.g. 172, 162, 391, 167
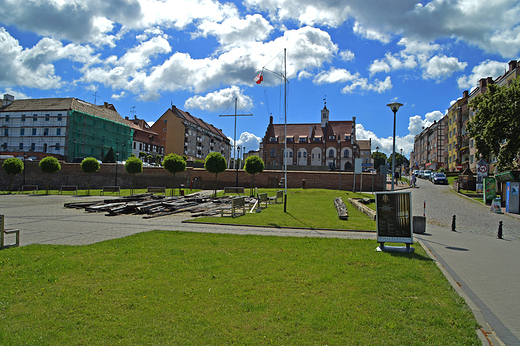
299, 137, 307, 142
269, 137, 277, 142
329, 135, 335, 140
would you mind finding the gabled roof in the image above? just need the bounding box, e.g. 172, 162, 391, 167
122, 118, 163, 147
0, 97, 126, 125
170, 106, 229, 142
269, 121, 353, 141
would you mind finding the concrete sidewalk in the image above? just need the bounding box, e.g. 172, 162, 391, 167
1, 193, 518, 345
416, 224, 520, 346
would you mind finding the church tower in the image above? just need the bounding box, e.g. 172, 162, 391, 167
321, 105, 329, 128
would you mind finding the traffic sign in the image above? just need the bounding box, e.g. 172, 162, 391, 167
456, 164, 463, 170
479, 165, 488, 173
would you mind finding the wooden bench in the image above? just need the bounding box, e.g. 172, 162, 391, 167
269, 190, 284, 204
1, 215, 20, 249
258, 193, 268, 209
220, 196, 246, 218
223, 187, 244, 196
147, 187, 166, 194
19, 185, 38, 194
101, 186, 121, 195
59, 185, 78, 195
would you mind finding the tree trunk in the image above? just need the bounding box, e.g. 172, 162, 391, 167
172, 173, 176, 196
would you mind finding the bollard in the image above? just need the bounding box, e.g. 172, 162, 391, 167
498, 221, 503, 239
451, 215, 456, 232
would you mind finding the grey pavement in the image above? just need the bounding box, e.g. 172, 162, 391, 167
2, 186, 519, 345
410, 177, 520, 346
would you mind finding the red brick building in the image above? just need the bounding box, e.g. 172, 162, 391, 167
260, 105, 359, 171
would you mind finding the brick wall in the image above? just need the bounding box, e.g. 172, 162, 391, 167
1, 160, 384, 192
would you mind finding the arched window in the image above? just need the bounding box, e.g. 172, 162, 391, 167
328, 149, 334, 158
298, 151, 301, 158
344, 150, 349, 158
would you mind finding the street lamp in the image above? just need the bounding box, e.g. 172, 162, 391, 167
338, 139, 341, 190
400, 148, 403, 179
387, 102, 403, 191
115, 151, 119, 186
73, 139, 77, 162
23, 152, 27, 185
236, 145, 241, 186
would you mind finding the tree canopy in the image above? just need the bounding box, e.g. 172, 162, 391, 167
372, 151, 388, 170
205, 152, 227, 197
467, 77, 520, 172
102, 147, 116, 163
163, 153, 187, 196
2, 157, 24, 193
39, 156, 61, 194
81, 157, 100, 195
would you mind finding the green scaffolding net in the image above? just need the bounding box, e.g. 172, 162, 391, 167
67, 110, 132, 161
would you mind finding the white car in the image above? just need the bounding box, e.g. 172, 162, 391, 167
422, 170, 432, 179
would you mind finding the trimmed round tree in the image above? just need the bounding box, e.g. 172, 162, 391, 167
2, 158, 24, 194
244, 155, 264, 196
204, 152, 227, 197
163, 153, 187, 196
39, 156, 61, 194
81, 157, 100, 195
125, 156, 143, 194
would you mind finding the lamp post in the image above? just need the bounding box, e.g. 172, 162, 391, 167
73, 139, 77, 162
115, 151, 119, 186
387, 102, 403, 191
338, 139, 341, 190
400, 148, 403, 179
236, 145, 241, 186
23, 152, 27, 185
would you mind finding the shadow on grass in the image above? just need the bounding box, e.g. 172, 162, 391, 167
266, 212, 316, 229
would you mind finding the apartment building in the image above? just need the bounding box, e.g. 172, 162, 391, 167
123, 116, 164, 162
0, 95, 131, 161
412, 116, 446, 171
151, 105, 231, 162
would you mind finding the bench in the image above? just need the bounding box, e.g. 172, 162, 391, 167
269, 190, 284, 204
258, 193, 268, 209
147, 187, 166, 194
101, 186, 121, 195
220, 196, 246, 218
1, 215, 20, 249
19, 185, 38, 194
59, 185, 78, 195
223, 187, 244, 196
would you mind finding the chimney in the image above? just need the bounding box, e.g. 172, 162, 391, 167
125, 116, 129, 120
3, 94, 14, 106
487, 77, 494, 85
269, 115, 273, 125
509, 60, 517, 71
104, 102, 109, 108
309, 126, 313, 139
479, 78, 487, 88
463, 90, 469, 98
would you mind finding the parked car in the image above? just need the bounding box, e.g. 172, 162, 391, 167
422, 170, 432, 179
412, 170, 419, 176
432, 172, 448, 184
418, 170, 424, 178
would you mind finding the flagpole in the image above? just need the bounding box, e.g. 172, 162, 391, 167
283, 48, 287, 213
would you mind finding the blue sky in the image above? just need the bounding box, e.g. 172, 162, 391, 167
1, 0, 519, 159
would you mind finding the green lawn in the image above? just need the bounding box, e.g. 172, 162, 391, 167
191, 188, 377, 231
0, 231, 480, 345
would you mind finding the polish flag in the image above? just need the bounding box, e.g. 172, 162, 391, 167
254, 72, 263, 84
